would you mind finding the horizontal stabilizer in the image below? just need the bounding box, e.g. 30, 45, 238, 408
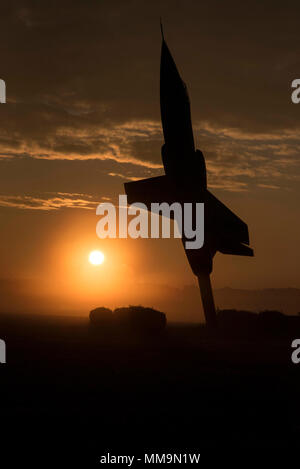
218, 242, 254, 257
204, 190, 250, 246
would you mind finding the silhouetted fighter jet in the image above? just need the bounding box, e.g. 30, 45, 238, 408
124, 30, 253, 327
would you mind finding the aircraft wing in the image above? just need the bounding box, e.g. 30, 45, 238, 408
124, 175, 176, 209
124, 178, 253, 257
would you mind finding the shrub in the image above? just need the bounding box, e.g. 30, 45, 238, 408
114, 305, 166, 332
89, 307, 113, 327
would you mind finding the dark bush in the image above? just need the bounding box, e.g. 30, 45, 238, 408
258, 310, 287, 333
114, 305, 166, 332
89, 307, 113, 327
217, 309, 257, 331
259, 310, 285, 321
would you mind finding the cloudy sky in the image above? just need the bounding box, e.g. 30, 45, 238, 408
0, 1, 299, 318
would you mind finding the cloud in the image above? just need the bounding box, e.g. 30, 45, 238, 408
191, 123, 300, 191
108, 172, 141, 181
0, 193, 98, 210
1, 114, 299, 196
0, 119, 163, 168
0, 0, 299, 203
257, 184, 280, 190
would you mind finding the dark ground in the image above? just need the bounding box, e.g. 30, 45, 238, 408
0, 311, 299, 467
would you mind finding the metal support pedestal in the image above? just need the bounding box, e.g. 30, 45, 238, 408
197, 273, 217, 328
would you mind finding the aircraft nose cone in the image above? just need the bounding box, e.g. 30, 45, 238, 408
160, 38, 195, 156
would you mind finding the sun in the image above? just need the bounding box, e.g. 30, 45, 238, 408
89, 250, 105, 266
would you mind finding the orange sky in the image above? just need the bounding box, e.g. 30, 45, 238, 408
0, 1, 299, 320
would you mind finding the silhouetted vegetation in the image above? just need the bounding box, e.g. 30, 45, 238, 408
114, 305, 166, 332
89, 305, 166, 333
217, 309, 257, 332
89, 307, 113, 327
217, 308, 300, 336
